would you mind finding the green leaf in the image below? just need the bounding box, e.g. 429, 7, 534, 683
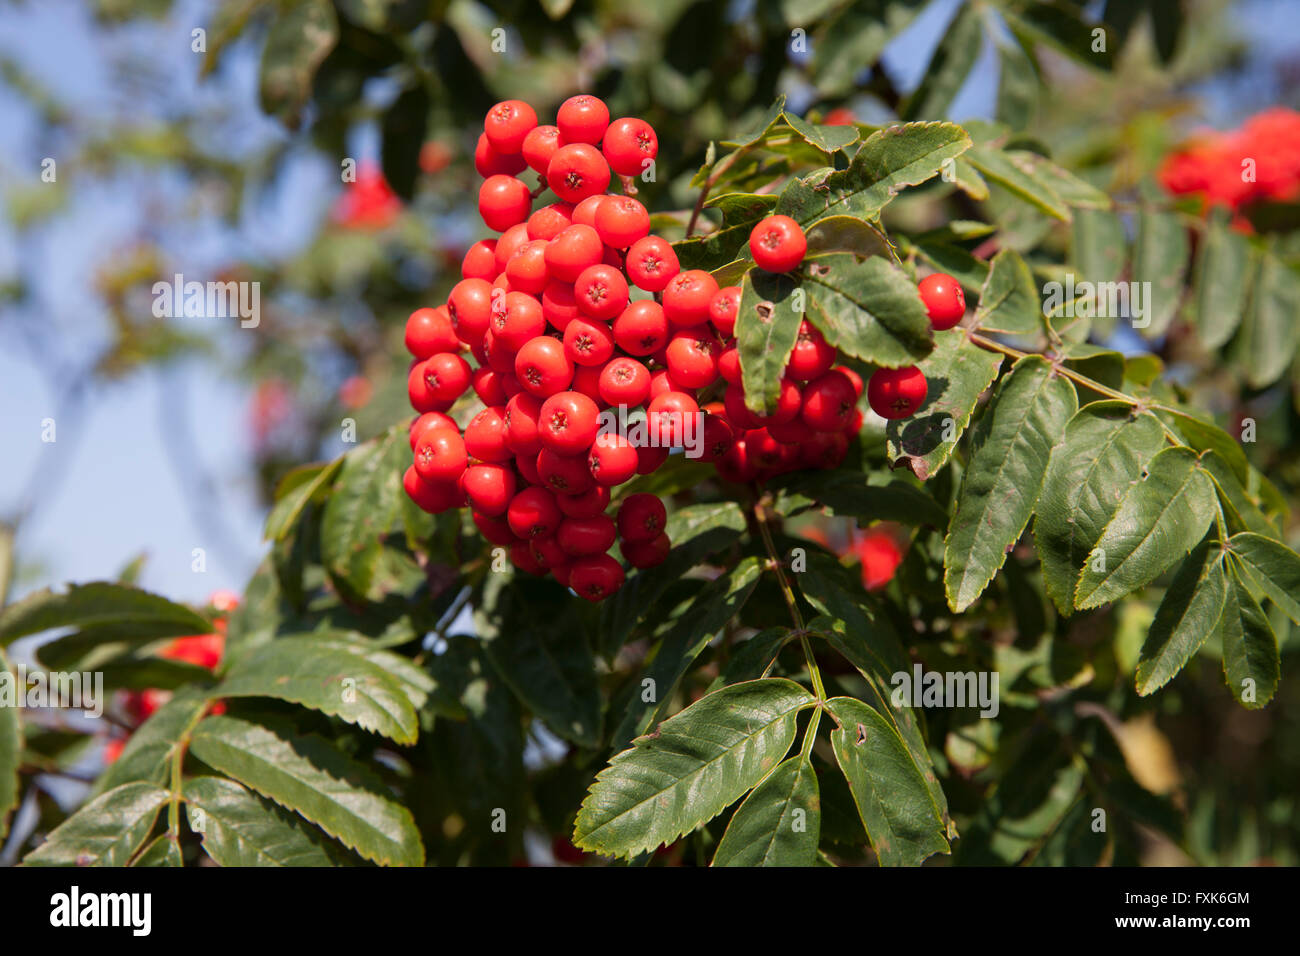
945, 356, 1078, 612
780, 113, 861, 155
1070, 208, 1126, 284
774, 472, 947, 528
598, 502, 746, 659
96, 690, 211, 795
901, 2, 982, 121
803, 215, 894, 259
826, 696, 951, 866
720, 96, 787, 149
712, 756, 820, 866
1006, 152, 1110, 209
1228, 532, 1300, 624
1131, 208, 1189, 336
886, 331, 1003, 480
1219, 562, 1280, 709
258, 0, 338, 129
1135, 541, 1229, 695
611, 557, 763, 748
737, 268, 802, 415
320, 429, 419, 603
995, 31, 1039, 129
1003, 1, 1115, 70
973, 249, 1043, 335
476, 572, 602, 748
1233, 251, 1300, 388
810, 0, 925, 96
1193, 210, 1251, 348
573, 679, 814, 859
1200, 452, 1277, 538
131, 834, 182, 867
907, 238, 989, 291
189, 715, 423, 866
776, 122, 972, 225
0, 581, 212, 647
214, 636, 421, 744
23, 782, 168, 866
965, 146, 1069, 220
1159, 408, 1249, 484
264, 457, 343, 542
1034, 402, 1165, 614
802, 253, 935, 368
1074, 447, 1217, 609
710, 627, 791, 690
183, 776, 350, 866
0, 648, 20, 839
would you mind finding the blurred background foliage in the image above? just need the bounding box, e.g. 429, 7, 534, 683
1, 0, 1298, 865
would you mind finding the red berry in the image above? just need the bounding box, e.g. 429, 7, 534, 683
484, 100, 538, 155
462, 239, 498, 280
504, 393, 543, 456
414, 352, 471, 407
539, 391, 600, 455
647, 390, 700, 446
708, 286, 741, 337
666, 326, 720, 390
663, 269, 719, 327
698, 412, 735, 462
522, 124, 561, 175
636, 443, 669, 474
786, 321, 836, 380
530, 535, 566, 570
479, 174, 533, 232
515, 336, 574, 397
715, 436, 759, 483
473, 510, 519, 546
556, 484, 610, 518
510, 540, 548, 576
448, 278, 494, 345
527, 202, 574, 241
515, 448, 542, 484
537, 446, 595, 495
748, 215, 807, 273
405, 305, 459, 358
542, 280, 582, 331
835, 364, 864, 399
494, 223, 532, 272
571, 194, 607, 228
547, 143, 611, 203
414, 427, 468, 483
588, 432, 638, 486
571, 363, 606, 407
917, 272, 966, 330
474, 133, 527, 178
471, 366, 509, 406
465, 405, 512, 462
409, 411, 457, 450
563, 316, 616, 367
858, 530, 904, 591
573, 264, 629, 321
800, 370, 857, 431
867, 365, 928, 419
593, 196, 650, 249
462, 463, 517, 516
557, 513, 616, 556
491, 290, 546, 350
598, 356, 651, 407
621, 532, 670, 569
569, 553, 625, 602
755, 377, 803, 426
507, 486, 562, 539
504, 240, 550, 294
404, 466, 462, 514
613, 300, 669, 356
602, 117, 658, 177
722, 383, 762, 431
556, 95, 610, 145
617, 493, 666, 543
625, 235, 680, 293
544, 224, 603, 282
717, 345, 742, 385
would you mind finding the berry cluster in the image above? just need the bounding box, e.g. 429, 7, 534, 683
403, 95, 966, 602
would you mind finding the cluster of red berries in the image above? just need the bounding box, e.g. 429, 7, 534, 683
402, 95, 966, 602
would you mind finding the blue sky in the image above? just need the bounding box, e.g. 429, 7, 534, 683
0, 0, 1294, 607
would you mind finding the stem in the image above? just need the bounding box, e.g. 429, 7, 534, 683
751, 495, 826, 705
685, 150, 741, 238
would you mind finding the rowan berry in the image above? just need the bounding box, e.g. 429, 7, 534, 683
557, 95, 610, 145
448, 278, 494, 345
507, 486, 562, 539
564, 316, 616, 367
465, 405, 512, 462
484, 100, 538, 155
539, 391, 600, 455
547, 143, 611, 203
569, 553, 625, 602
867, 365, 928, 419
462, 239, 498, 280
598, 356, 651, 407
748, 215, 807, 273
504, 240, 550, 294
478, 173, 532, 233
588, 432, 638, 486
556, 484, 610, 518
537, 446, 595, 495
663, 270, 719, 326
786, 320, 835, 380
602, 117, 658, 177
515, 336, 574, 397
404, 466, 462, 514
665, 326, 720, 390
801, 369, 858, 432
573, 264, 629, 321
474, 133, 526, 178
522, 125, 561, 175
917, 272, 965, 330
625, 235, 680, 292
527, 202, 574, 241
473, 510, 519, 547
621, 532, 670, 569
414, 427, 468, 483
593, 196, 650, 249
544, 224, 603, 282
557, 513, 617, 556
492, 290, 546, 351
617, 493, 667, 543
462, 463, 517, 516
613, 300, 669, 356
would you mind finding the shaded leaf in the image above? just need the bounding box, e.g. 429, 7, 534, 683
23, 782, 168, 866
712, 756, 820, 866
